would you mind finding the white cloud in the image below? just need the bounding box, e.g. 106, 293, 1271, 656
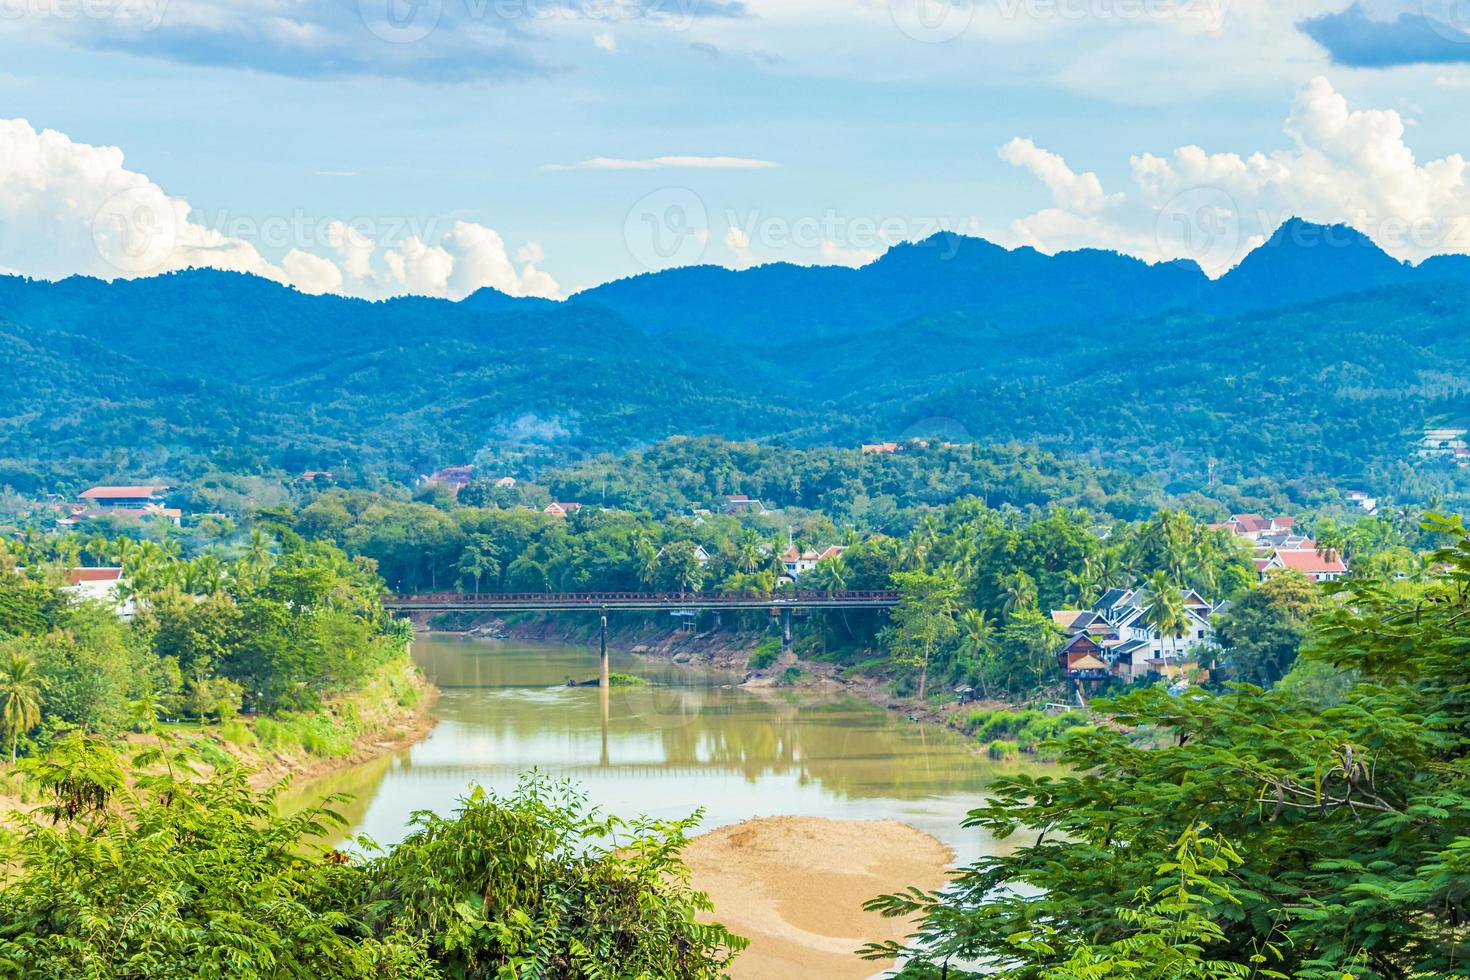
997, 76, 1470, 275
724, 225, 753, 266
0, 117, 561, 300
543, 155, 779, 171
593, 30, 617, 52
819, 239, 881, 267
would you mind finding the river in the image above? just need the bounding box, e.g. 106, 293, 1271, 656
301, 634, 1037, 866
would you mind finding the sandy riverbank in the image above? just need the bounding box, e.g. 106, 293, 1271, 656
685, 816, 953, 980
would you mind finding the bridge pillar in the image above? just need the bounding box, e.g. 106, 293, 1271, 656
781, 608, 792, 654
599, 609, 609, 690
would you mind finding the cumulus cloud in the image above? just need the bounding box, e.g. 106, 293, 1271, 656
543, 155, 779, 171
996, 76, 1470, 275
0, 117, 561, 300
593, 30, 617, 51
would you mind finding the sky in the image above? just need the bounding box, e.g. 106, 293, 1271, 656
2, 0, 1470, 299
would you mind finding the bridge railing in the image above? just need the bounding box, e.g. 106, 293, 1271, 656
383, 589, 900, 606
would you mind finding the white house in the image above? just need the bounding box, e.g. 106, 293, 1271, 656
1257, 545, 1348, 582
63, 567, 134, 619
1053, 587, 1220, 681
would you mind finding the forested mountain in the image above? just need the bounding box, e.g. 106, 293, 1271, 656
3, 218, 1470, 505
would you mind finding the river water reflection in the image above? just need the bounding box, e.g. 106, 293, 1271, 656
306, 635, 1039, 865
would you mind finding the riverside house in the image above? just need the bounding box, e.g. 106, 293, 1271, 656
1052, 587, 1221, 683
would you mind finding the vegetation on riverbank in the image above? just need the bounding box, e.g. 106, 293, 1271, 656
863, 513, 1470, 979
0, 743, 744, 978
0, 527, 424, 808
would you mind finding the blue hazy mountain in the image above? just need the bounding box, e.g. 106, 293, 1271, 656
3, 217, 1470, 493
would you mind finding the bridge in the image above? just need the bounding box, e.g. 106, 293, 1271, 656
384, 589, 899, 689
382, 589, 900, 612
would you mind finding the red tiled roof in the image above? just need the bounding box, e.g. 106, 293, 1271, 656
67, 567, 123, 584
1272, 547, 1347, 574
1229, 513, 1270, 532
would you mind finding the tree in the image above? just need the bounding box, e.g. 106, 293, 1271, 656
863, 514, 1470, 980
454, 534, 501, 593
888, 569, 960, 700
1212, 569, 1323, 687
0, 649, 44, 764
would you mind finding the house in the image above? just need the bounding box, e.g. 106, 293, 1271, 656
1056, 633, 1110, 681
78, 485, 172, 508
656, 544, 711, 564
59, 504, 182, 528
1222, 514, 1296, 542
1418, 427, 1468, 458
861, 442, 901, 455
723, 495, 769, 515
298, 470, 335, 482
544, 502, 583, 518
63, 567, 134, 619
779, 544, 847, 580
1344, 490, 1378, 515
493, 476, 517, 488
425, 466, 475, 491
1052, 586, 1220, 682
1258, 544, 1348, 582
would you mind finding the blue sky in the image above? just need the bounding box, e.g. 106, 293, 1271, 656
2, 0, 1470, 298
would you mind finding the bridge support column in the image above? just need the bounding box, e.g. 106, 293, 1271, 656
599, 609, 609, 690
781, 609, 792, 654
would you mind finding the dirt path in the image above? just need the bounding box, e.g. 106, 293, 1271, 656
684, 816, 953, 980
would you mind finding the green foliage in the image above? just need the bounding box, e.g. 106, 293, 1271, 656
864, 513, 1470, 979
747, 636, 782, 671
0, 742, 743, 979
361, 774, 746, 978
1212, 569, 1327, 687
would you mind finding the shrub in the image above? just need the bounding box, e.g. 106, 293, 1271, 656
987, 739, 1020, 761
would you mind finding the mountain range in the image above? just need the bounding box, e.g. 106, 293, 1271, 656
2, 217, 1469, 505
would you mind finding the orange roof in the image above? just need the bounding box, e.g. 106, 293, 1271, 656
80, 485, 169, 499
1271, 547, 1347, 574
67, 567, 123, 584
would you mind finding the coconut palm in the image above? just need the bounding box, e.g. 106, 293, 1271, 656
0, 651, 44, 764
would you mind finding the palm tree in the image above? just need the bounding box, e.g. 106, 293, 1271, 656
956, 608, 995, 698
1001, 570, 1038, 617
1143, 571, 1187, 677
0, 651, 44, 764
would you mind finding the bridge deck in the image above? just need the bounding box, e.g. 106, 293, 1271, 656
383, 589, 900, 612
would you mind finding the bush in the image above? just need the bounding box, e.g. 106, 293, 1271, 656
987, 739, 1020, 760
748, 636, 782, 671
